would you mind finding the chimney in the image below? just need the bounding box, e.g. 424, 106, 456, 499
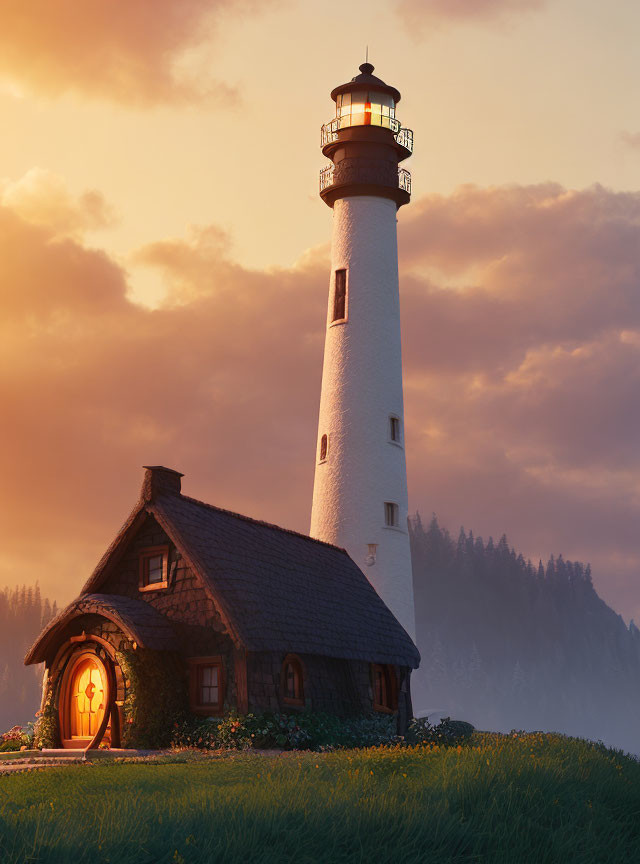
141, 466, 183, 502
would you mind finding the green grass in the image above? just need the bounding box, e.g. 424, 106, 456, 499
1, 733, 639, 863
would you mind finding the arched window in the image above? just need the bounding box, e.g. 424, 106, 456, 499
372, 664, 397, 713
282, 654, 305, 707
319, 434, 328, 462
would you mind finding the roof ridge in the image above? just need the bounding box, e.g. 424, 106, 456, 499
162, 493, 349, 554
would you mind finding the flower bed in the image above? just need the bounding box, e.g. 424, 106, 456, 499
171, 711, 473, 752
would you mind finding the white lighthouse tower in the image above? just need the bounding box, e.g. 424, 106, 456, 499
310, 62, 416, 640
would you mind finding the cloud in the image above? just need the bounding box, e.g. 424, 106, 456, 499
0, 169, 115, 238
0, 191, 326, 605
2, 178, 640, 625
0, 0, 273, 105
621, 131, 640, 151
397, 0, 546, 31
399, 183, 640, 620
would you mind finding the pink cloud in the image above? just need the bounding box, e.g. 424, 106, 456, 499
2, 179, 640, 625
621, 131, 640, 151
0, 0, 273, 105
0, 169, 115, 237
397, 0, 546, 30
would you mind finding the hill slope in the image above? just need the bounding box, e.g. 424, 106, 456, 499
2, 736, 639, 863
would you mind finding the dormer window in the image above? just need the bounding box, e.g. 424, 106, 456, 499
139, 546, 169, 591
332, 269, 347, 323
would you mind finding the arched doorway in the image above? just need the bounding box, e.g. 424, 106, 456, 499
60, 651, 111, 748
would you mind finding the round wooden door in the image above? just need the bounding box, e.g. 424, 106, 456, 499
62, 653, 109, 748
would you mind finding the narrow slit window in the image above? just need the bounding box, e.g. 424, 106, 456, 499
384, 502, 399, 527
389, 416, 401, 443
366, 543, 378, 565
332, 269, 347, 322
319, 434, 328, 461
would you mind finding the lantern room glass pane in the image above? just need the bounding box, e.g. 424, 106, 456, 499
335, 90, 396, 128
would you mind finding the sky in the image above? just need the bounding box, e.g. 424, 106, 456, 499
1, 0, 640, 624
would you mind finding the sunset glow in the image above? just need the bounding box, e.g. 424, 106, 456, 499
1, 0, 640, 629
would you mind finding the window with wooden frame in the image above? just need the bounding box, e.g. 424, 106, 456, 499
281, 654, 305, 707
372, 664, 397, 713
188, 657, 225, 714
332, 268, 347, 323
139, 546, 169, 591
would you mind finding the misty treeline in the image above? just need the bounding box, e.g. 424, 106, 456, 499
410, 515, 640, 753
0, 585, 57, 731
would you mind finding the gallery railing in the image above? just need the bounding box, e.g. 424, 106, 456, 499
319, 165, 412, 196
320, 116, 408, 148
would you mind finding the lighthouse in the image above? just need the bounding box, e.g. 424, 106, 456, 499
310, 62, 416, 640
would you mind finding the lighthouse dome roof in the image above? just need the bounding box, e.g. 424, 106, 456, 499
330, 62, 401, 105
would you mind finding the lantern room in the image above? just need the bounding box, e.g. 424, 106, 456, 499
319, 62, 413, 208
335, 90, 398, 131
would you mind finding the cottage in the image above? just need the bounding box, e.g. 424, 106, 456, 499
25, 466, 419, 749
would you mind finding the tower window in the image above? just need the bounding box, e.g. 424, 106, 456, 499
389, 416, 401, 443
384, 502, 399, 528
366, 543, 378, 566
319, 434, 328, 462
332, 269, 347, 322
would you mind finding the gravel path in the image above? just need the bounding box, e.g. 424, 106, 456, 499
0, 748, 295, 775
0, 758, 87, 775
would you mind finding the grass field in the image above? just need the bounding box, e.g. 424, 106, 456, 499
1, 732, 639, 863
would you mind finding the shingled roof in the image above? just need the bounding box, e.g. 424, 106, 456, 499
34, 467, 420, 669
25, 593, 179, 665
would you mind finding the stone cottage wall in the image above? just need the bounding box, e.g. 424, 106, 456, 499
247, 651, 378, 716
100, 514, 236, 696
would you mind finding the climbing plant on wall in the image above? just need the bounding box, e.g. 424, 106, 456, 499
117, 649, 187, 749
